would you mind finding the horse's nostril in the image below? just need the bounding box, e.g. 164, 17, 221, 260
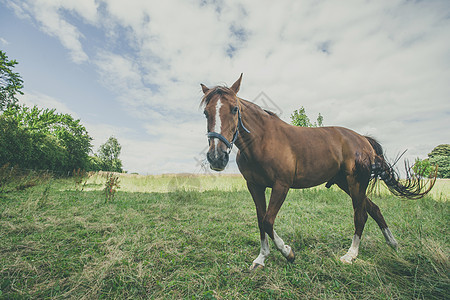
207, 149, 227, 161
206, 148, 229, 172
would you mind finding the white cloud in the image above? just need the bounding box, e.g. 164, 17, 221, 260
0, 37, 9, 45
6, 0, 97, 63
7, 0, 450, 173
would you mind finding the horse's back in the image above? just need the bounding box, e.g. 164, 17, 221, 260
290, 125, 373, 154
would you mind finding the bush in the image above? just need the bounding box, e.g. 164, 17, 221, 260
1, 104, 92, 173
0, 115, 31, 166
290, 106, 323, 127
413, 158, 435, 178
414, 144, 450, 178
430, 155, 450, 178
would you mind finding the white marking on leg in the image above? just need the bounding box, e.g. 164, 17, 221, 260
340, 234, 361, 264
213, 98, 222, 158
382, 228, 398, 250
252, 233, 270, 266
273, 230, 292, 258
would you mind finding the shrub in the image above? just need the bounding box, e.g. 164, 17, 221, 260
1, 104, 92, 173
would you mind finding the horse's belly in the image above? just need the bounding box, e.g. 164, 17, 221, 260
291, 179, 327, 189
291, 159, 341, 189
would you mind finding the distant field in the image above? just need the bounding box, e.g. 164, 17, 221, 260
85, 172, 248, 193
86, 172, 449, 197
0, 174, 448, 299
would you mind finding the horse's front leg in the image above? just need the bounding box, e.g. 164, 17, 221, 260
264, 182, 295, 263
247, 182, 269, 271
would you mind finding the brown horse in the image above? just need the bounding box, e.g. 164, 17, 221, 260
200, 74, 435, 270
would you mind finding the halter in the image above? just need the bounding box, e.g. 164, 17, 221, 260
207, 104, 250, 153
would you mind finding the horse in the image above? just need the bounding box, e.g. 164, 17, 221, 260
200, 74, 436, 270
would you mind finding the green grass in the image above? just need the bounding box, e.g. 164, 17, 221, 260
0, 175, 448, 299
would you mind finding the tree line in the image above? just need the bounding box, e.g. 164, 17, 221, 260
0, 50, 123, 174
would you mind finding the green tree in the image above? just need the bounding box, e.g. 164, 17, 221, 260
428, 144, 450, 178
97, 136, 123, 172
412, 158, 434, 178
1, 104, 92, 173
0, 115, 33, 167
88, 155, 103, 172
290, 106, 324, 127
428, 144, 450, 157
413, 144, 450, 178
0, 50, 24, 111
316, 113, 323, 127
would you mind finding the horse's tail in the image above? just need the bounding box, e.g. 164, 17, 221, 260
365, 136, 437, 199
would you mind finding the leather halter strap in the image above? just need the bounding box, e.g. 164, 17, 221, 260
207, 107, 250, 153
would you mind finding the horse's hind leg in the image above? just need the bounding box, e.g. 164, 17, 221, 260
366, 198, 398, 250
338, 175, 369, 264
337, 175, 398, 263
340, 198, 368, 263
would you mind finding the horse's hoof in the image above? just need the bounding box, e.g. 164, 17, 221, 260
340, 253, 354, 264
249, 263, 264, 271
387, 239, 398, 251
390, 242, 398, 252
286, 248, 295, 263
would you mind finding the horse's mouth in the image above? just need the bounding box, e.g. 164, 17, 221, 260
207, 151, 229, 172
210, 165, 225, 172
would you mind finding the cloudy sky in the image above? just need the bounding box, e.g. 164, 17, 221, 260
1, 0, 449, 174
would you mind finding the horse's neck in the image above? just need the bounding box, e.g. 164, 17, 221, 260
235, 99, 270, 152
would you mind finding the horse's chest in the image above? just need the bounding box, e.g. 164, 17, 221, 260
236, 152, 286, 187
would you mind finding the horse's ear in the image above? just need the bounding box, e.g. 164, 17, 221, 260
230, 73, 243, 94
201, 84, 210, 94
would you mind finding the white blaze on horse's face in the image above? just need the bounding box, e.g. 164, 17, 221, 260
205, 97, 230, 171
213, 98, 223, 155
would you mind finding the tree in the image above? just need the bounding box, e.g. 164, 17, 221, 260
412, 158, 434, 178
290, 106, 324, 127
0, 115, 34, 168
428, 144, 450, 158
97, 136, 123, 172
316, 113, 323, 127
0, 50, 24, 111
428, 144, 450, 178
0, 52, 93, 173
413, 144, 450, 178
1, 104, 92, 173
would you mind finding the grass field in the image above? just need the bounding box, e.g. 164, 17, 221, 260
0, 174, 448, 299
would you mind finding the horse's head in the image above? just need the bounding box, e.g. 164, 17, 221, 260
200, 74, 243, 171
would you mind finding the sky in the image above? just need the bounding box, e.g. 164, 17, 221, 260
1, 0, 449, 175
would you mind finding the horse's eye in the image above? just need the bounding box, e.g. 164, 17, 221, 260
232, 106, 238, 115
204, 110, 208, 118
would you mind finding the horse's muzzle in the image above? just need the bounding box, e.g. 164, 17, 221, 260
207, 148, 229, 171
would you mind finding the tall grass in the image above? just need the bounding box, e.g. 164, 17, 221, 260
84, 172, 248, 193
0, 174, 448, 299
